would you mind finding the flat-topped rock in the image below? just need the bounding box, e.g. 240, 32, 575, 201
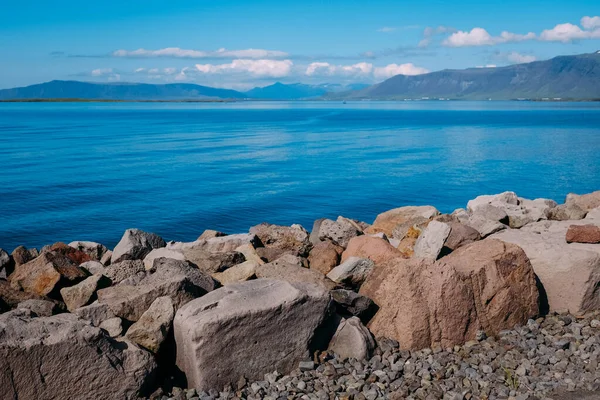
365, 205, 440, 237
566, 190, 600, 212
341, 235, 404, 265
174, 279, 333, 390
111, 228, 166, 264
256, 254, 336, 290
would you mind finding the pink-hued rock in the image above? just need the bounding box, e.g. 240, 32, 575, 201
341, 236, 405, 265
566, 190, 600, 212
566, 224, 600, 244
365, 206, 440, 237
360, 239, 539, 349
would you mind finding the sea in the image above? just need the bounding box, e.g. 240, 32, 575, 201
1, 100, 599, 251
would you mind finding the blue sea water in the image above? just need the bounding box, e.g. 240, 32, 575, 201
1, 101, 600, 251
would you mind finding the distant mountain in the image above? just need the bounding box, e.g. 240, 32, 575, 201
335, 52, 600, 100
245, 82, 369, 99
0, 80, 247, 100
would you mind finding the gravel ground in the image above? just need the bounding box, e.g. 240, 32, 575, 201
155, 311, 600, 400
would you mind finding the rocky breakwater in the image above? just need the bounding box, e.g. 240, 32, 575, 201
0, 190, 599, 399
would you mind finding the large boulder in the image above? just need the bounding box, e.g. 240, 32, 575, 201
125, 296, 174, 353
317, 219, 362, 248
250, 223, 311, 260
168, 233, 261, 254
68, 241, 109, 262
11, 246, 39, 267
566, 190, 600, 212
255, 255, 336, 290
442, 222, 482, 253
548, 203, 588, 221
0, 280, 46, 310
328, 317, 375, 360
111, 229, 166, 264
491, 218, 600, 313
0, 310, 157, 399
308, 240, 344, 275
330, 289, 378, 324
174, 279, 334, 390
97, 258, 215, 321
40, 242, 92, 265
212, 261, 258, 285
143, 248, 186, 270
9, 251, 88, 298
360, 239, 539, 349
341, 236, 404, 265
102, 260, 145, 284
74, 301, 116, 326
566, 224, 600, 244
326, 257, 374, 288
365, 206, 440, 237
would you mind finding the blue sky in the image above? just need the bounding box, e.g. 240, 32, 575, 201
1, 0, 599, 89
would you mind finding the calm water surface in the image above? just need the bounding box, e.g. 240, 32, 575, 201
1, 101, 599, 251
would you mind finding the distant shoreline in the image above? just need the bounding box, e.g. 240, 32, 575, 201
1, 98, 600, 103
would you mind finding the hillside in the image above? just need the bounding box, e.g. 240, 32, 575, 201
337, 52, 600, 100
246, 82, 369, 99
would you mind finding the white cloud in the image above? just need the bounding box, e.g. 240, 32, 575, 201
505, 52, 537, 64
539, 22, 600, 42
112, 47, 289, 59
305, 62, 374, 77
419, 26, 456, 47
194, 59, 293, 77
377, 27, 396, 33
90, 68, 121, 81
475, 65, 497, 68
442, 28, 535, 47
373, 63, 429, 79
581, 16, 600, 30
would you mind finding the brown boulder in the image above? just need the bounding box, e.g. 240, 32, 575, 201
255, 255, 336, 290
566, 224, 600, 244
566, 190, 600, 212
197, 229, 226, 240
9, 251, 88, 298
341, 236, 404, 265
0, 280, 46, 309
360, 239, 539, 349
11, 246, 39, 267
42, 242, 92, 265
442, 222, 482, 253
308, 240, 344, 275
365, 206, 439, 237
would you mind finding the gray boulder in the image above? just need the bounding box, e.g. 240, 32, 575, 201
17, 299, 60, 317
68, 241, 109, 262
97, 258, 216, 321
80, 260, 105, 275
74, 301, 116, 326
318, 218, 362, 248
111, 229, 166, 264
60, 274, 111, 312
212, 260, 258, 285
0, 249, 13, 279
256, 255, 336, 290
328, 317, 375, 360
330, 289, 378, 324
442, 222, 482, 253
99, 317, 123, 338
250, 223, 311, 259
326, 257, 374, 288
143, 248, 186, 270
548, 203, 588, 221
0, 311, 157, 399
174, 279, 334, 390
413, 220, 451, 260
103, 260, 145, 284
167, 233, 261, 254
126, 296, 174, 353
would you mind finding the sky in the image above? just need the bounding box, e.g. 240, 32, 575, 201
1, 0, 600, 90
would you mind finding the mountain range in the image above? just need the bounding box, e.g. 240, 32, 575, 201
1, 52, 599, 101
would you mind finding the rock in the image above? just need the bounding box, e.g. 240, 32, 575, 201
102, 260, 145, 284
451, 208, 470, 224
491, 219, 600, 313
391, 216, 429, 240
183, 250, 245, 274
99, 317, 123, 337
73, 301, 116, 326
466, 214, 507, 238
330, 289, 378, 324
587, 207, 600, 220
548, 203, 588, 221
197, 229, 226, 240
308, 240, 344, 275
328, 317, 375, 360
126, 296, 174, 353
143, 248, 186, 270
173, 279, 334, 390
17, 299, 60, 317
111, 228, 166, 264
41, 242, 92, 265
68, 241, 109, 261
8, 251, 88, 298
0, 311, 157, 399
360, 239, 539, 349
442, 222, 482, 253
470, 204, 509, 223
317, 219, 362, 248
566, 190, 600, 212
327, 257, 374, 288
256, 255, 336, 290
413, 220, 452, 260
11, 246, 39, 267
235, 243, 265, 265
60, 274, 112, 312
250, 223, 311, 259
341, 236, 404, 265
169, 233, 262, 254
97, 258, 216, 321
0, 249, 14, 279
566, 224, 600, 244
212, 261, 258, 285
80, 260, 105, 275
310, 218, 326, 245
298, 361, 315, 371
366, 206, 440, 237
100, 250, 113, 266
467, 192, 557, 229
